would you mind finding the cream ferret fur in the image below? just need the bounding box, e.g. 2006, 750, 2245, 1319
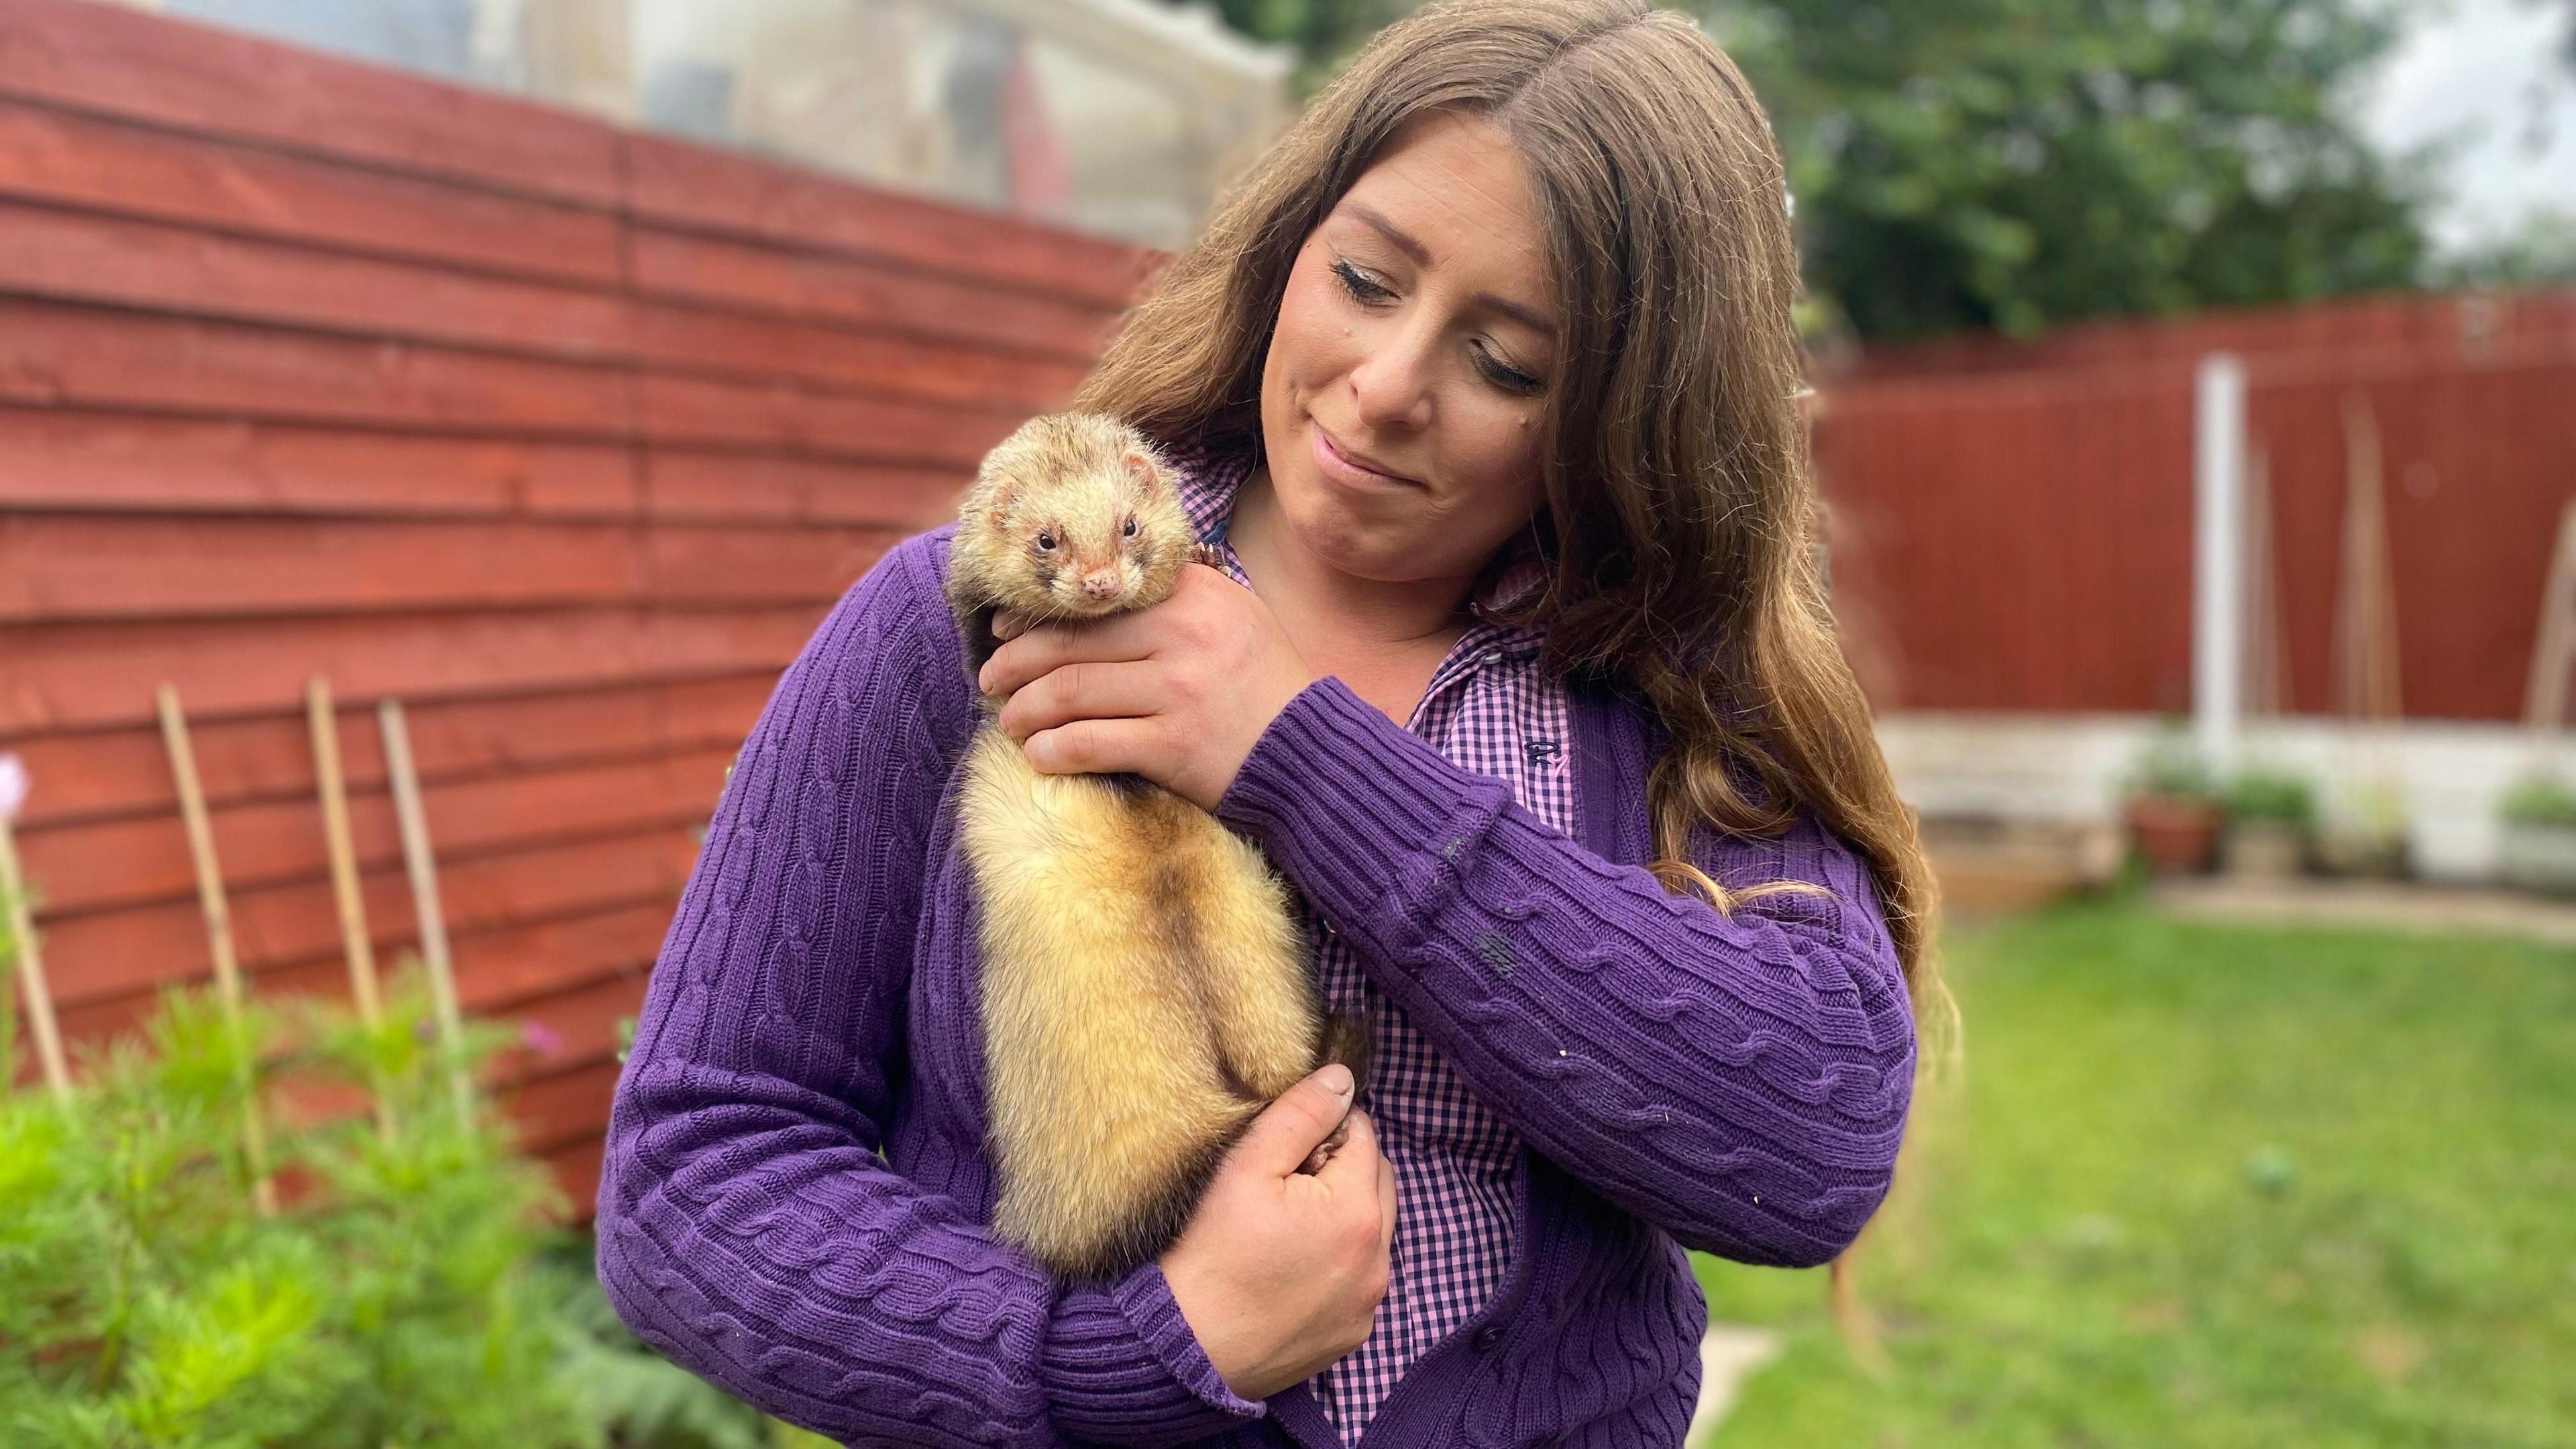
945, 411, 1373, 1282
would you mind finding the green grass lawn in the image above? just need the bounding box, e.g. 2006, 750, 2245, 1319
1694, 896, 2576, 1448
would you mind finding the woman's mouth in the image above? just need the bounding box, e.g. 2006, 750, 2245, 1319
1311, 421, 1421, 489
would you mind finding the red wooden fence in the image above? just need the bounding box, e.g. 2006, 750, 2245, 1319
1819, 291, 2576, 720
0, 0, 1140, 1213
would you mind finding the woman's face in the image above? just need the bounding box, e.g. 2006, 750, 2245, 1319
1257, 109, 1557, 589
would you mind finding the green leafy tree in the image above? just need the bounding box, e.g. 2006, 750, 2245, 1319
1180, 0, 2435, 341
1176, 0, 1414, 90
1708, 0, 2434, 339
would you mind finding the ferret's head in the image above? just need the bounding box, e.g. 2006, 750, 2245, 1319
965, 414, 1197, 621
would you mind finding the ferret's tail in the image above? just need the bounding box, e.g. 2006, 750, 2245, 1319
1320, 1008, 1376, 1098
1295, 1008, 1377, 1177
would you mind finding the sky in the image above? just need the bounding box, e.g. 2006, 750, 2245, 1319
2361, 0, 2576, 254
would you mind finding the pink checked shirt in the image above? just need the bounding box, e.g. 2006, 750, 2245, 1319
1164, 436, 1574, 1445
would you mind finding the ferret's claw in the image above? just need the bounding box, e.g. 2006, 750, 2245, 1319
1189, 541, 1227, 572
1297, 1114, 1353, 1175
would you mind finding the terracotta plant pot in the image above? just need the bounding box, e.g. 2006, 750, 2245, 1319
2123, 794, 2224, 875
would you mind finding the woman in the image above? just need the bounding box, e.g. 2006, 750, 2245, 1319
596, 2, 1951, 1445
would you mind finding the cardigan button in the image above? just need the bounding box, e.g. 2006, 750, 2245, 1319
1473, 1325, 1504, 1352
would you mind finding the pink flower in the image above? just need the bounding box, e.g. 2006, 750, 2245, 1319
519, 1020, 563, 1056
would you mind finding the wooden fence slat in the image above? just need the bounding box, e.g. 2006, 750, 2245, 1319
21, 742, 737, 923
0, 197, 636, 357
0, 513, 893, 622
0, 296, 633, 435
3, 675, 771, 828
1, 608, 819, 734
36, 826, 702, 1007
623, 131, 1152, 309
0, 0, 623, 207
627, 226, 1120, 362
0, 297, 1023, 463
0, 201, 1095, 409
0, 408, 641, 520
0, 99, 625, 287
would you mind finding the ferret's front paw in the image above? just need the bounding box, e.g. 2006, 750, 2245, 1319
1189, 541, 1227, 572
1295, 1115, 1353, 1176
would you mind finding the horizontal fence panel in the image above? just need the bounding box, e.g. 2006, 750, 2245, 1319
2247, 355, 2576, 723
0, 201, 1090, 411
0, 0, 624, 206
0, 513, 892, 621
0, 407, 641, 518
0, 297, 1038, 462
0, 195, 634, 354
504, 1059, 623, 1155
628, 226, 1119, 362
1817, 370, 2198, 714
0, 409, 973, 527
34, 826, 702, 1008
640, 452, 966, 529
5, 674, 771, 828
20, 742, 735, 923
0, 295, 635, 433
623, 131, 1150, 309
0, 98, 624, 286
3, 606, 822, 734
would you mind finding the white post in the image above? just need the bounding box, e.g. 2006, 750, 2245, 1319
2194, 354, 2246, 769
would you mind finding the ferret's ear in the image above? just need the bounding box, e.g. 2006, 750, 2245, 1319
1124, 451, 1159, 489
982, 481, 1016, 528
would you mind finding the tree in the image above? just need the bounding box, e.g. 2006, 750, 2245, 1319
1173, 0, 1415, 91
1174, 0, 2434, 341
1708, 0, 2434, 339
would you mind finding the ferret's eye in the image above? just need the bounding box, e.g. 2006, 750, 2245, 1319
1122, 516, 1138, 539
1036, 531, 1057, 552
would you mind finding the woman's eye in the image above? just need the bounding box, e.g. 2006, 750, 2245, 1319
1122, 515, 1138, 538
1036, 532, 1057, 552
1330, 258, 1393, 305
1477, 349, 1546, 396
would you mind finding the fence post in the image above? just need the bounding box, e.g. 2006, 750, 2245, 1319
2194, 353, 2246, 769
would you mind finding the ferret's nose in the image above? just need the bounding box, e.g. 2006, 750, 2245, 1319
1079, 570, 1125, 602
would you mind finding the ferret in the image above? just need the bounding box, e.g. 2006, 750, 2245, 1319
945, 411, 1373, 1283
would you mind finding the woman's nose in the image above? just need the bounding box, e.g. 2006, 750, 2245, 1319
1345, 317, 1437, 431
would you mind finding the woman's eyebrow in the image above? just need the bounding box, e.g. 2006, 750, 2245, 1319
1339, 201, 1556, 335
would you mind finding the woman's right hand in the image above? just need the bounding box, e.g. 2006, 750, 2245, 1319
1158, 1064, 1397, 1402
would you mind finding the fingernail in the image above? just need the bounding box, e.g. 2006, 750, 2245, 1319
1320, 1063, 1353, 1099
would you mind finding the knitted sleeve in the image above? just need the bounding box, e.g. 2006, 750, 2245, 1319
594, 532, 1267, 1446
1213, 677, 1916, 1269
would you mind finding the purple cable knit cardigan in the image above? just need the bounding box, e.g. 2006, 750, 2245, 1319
595, 524, 1917, 1448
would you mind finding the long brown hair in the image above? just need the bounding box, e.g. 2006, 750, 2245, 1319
1074, 0, 1955, 1053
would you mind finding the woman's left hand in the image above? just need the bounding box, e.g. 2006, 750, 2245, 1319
979, 562, 1317, 812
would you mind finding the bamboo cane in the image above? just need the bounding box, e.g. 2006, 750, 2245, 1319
307, 676, 394, 1140
0, 809, 72, 1104
378, 698, 472, 1130
156, 684, 276, 1215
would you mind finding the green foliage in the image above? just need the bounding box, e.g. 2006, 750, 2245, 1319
1181, 0, 2438, 341
0, 890, 794, 1449
1699, 901, 2576, 1444
2124, 723, 2220, 802
1710, 0, 2434, 340
0, 975, 590, 1448
1166, 0, 1413, 91
2225, 765, 2318, 826
2433, 207, 2576, 290
2498, 772, 2576, 828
